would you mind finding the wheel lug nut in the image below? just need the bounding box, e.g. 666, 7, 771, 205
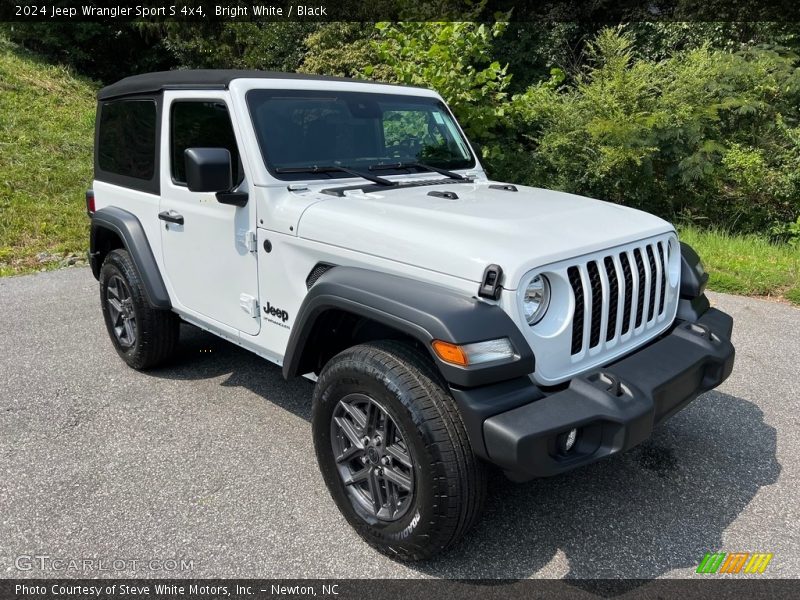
381, 456, 390, 465
361, 437, 370, 446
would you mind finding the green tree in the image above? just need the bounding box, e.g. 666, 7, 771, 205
372, 6, 511, 153
501, 27, 800, 231
299, 22, 387, 79
139, 22, 319, 71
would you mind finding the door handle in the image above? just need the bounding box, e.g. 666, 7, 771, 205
158, 210, 184, 225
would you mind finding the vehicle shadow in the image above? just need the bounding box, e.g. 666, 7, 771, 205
150, 324, 315, 420
151, 325, 780, 582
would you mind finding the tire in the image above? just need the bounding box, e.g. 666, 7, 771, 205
312, 340, 487, 561
99, 248, 179, 370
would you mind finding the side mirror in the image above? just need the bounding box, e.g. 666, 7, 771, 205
184, 148, 248, 207
185, 148, 232, 192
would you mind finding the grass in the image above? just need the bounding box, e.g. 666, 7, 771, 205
0, 38, 797, 307
0, 36, 97, 276
679, 225, 800, 306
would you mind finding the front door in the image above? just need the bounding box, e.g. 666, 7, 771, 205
159, 94, 260, 335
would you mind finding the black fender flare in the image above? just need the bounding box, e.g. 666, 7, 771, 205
282, 267, 534, 387
676, 241, 710, 322
90, 206, 171, 309
679, 241, 709, 299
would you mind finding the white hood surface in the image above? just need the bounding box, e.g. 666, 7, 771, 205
297, 179, 675, 288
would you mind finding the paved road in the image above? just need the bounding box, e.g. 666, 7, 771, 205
1, 268, 798, 580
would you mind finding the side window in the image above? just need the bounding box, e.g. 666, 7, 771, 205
97, 100, 157, 181
170, 101, 243, 185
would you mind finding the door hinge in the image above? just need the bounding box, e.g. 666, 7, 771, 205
239, 294, 259, 318
245, 230, 257, 253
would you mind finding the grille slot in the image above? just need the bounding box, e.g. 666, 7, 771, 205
657, 241, 667, 315
568, 266, 584, 355
604, 257, 619, 342
568, 236, 674, 356
587, 261, 603, 348
620, 252, 633, 335
633, 248, 646, 328
645, 244, 658, 322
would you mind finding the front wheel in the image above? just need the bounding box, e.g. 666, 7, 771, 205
312, 340, 486, 561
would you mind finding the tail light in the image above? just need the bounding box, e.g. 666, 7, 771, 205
86, 190, 95, 216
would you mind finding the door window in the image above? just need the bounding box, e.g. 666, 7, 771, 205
170, 101, 244, 185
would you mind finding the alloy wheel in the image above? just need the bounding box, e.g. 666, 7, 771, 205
331, 393, 415, 522
106, 275, 137, 348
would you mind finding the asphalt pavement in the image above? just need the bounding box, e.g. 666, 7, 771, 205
1, 267, 798, 579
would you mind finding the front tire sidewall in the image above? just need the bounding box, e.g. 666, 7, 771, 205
313, 354, 446, 558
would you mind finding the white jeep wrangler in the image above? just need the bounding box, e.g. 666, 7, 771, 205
88, 70, 735, 560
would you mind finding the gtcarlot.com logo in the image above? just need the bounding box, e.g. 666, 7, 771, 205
15, 554, 194, 573
696, 552, 773, 574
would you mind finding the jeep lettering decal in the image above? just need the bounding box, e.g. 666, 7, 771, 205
263, 302, 289, 323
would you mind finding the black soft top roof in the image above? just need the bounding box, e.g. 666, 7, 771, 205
97, 69, 412, 100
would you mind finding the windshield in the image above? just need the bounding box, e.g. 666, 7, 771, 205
246, 89, 475, 179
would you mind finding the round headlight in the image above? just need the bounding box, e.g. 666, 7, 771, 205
523, 274, 550, 325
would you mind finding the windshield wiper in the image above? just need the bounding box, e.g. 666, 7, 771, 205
274, 165, 396, 187
368, 161, 468, 180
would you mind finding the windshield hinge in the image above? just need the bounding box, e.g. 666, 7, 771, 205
478, 264, 504, 300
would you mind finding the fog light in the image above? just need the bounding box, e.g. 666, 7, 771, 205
558, 428, 578, 454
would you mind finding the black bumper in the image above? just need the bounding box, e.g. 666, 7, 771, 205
451, 307, 735, 481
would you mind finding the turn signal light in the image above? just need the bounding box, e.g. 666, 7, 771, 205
431, 340, 469, 366
431, 338, 517, 367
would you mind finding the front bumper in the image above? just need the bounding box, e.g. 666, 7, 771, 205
451, 307, 735, 481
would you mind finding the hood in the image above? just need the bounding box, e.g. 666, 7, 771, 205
297, 179, 675, 288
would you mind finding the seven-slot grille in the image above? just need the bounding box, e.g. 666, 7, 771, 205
568, 239, 670, 356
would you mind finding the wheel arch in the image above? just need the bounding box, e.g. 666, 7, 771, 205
283, 267, 534, 388
90, 206, 171, 310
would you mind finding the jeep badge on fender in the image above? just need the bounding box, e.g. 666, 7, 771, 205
263, 302, 289, 323
87, 70, 735, 561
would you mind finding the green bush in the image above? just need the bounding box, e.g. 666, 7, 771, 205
491, 28, 800, 232
299, 23, 387, 79
372, 11, 511, 147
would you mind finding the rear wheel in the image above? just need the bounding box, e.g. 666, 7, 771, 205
99, 249, 179, 370
312, 340, 486, 560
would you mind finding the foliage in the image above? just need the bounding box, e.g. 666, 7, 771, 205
626, 21, 800, 60
0, 22, 174, 83
771, 215, 800, 247
372, 5, 511, 150
679, 225, 800, 304
0, 37, 96, 275
138, 22, 318, 72
0, 21, 800, 303
299, 22, 389, 79
495, 28, 800, 232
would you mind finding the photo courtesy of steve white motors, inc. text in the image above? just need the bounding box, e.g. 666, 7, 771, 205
14, 583, 341, 597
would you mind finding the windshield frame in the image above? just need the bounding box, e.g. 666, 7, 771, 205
245, 88, 477, 182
